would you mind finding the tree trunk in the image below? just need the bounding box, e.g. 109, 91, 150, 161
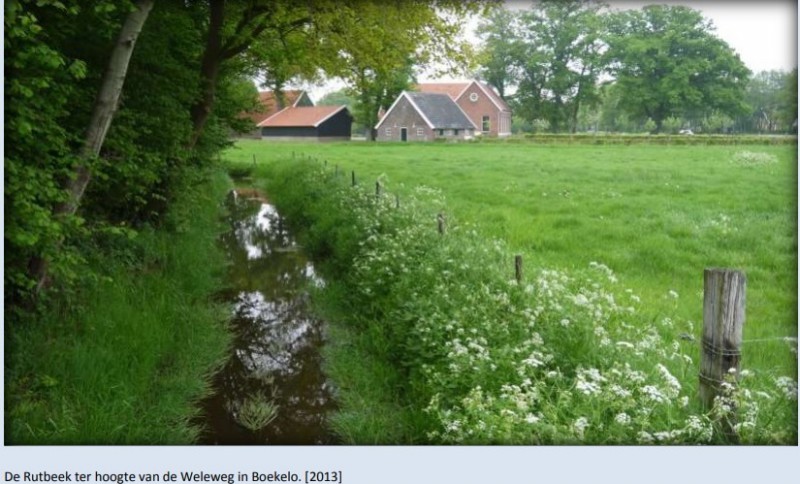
188, 0, 225, 149
29, 0, 154, 293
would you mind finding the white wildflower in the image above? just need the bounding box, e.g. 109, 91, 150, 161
637, 431, 654, 444
774, 376, 798, 401
614, 413, 631, 426
573, 417, 589, 439
641, 385, 667, 404
657, 364, 682, 396
525, 413, 540, 424
610, 384, 632, 399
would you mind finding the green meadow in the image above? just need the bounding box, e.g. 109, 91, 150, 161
227, 139, 797, 377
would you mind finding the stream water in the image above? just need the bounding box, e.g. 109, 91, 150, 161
197, 188, 338, 444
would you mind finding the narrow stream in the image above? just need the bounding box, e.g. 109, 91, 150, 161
197, 188, 338, 444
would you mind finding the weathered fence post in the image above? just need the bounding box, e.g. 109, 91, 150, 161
700, 268, 745, 442
375, 180, 381, 198
352, 170, 356, 186
437, 212, 445, 235
324, 159, 327, 167
515, 255, 523, 283
395, 193, 400, 209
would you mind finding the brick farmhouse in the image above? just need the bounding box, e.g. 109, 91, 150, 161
415, 80, 512, 138
375, 91, 477, 142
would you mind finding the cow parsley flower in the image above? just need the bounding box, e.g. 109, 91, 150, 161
614, 412, 631, 426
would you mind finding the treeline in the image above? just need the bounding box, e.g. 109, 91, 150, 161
4, 0, 480, 311
476, 1, 797, 134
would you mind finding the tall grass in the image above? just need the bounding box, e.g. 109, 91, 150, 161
5, 169, 233, 444
253, 157, 796, 444
228, 140, 797, 379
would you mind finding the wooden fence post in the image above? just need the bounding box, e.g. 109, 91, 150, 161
375, 180, 381, 198
352, 170, 356, 186
437, 212, 445, 235
515, 255, 523, 283
395, 193, 400, 209
700, 268, 745, 442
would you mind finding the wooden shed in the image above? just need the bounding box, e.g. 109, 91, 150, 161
258, 105, 352, 141
239, 90, 313, 138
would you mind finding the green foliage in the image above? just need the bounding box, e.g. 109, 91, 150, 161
253, 154, 796, 444
475, 6, 523, 100
477, 1, 607, 132
741, 69, 798, 133
517, 0, 606, 132
604, 5, 750, 132
5, 169, 232, 444
662, 116, 683, 134
779, 68, 798, 130
228, 140, 797, 382
4, 1, 258, 302
4, 0, 89, 300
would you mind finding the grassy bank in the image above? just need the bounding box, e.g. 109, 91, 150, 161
243, 156, 796, 444
228, 140, 797, 377
5, 169, 233, 444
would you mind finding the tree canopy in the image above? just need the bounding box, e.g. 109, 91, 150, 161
475, 2, 761, 134
4, 0, 479, 305
604, 5, 751, 132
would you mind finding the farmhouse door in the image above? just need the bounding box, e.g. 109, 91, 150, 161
400, 127, 407, 142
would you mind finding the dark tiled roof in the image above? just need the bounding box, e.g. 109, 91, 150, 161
406, 92, 476, 130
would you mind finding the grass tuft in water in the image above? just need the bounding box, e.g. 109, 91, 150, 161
233, 393, 280, 432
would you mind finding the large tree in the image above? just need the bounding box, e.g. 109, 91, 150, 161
476, 1, 607, 132
520, 0, 606, 132
743, 70, 790, 133
475, 6, 523, 99
311, 1, 481, 140
778, 68, 798, 132
189, 1, 479, 143
604, 5, 750, 133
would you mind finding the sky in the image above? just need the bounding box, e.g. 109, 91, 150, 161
299, 1, 798, 100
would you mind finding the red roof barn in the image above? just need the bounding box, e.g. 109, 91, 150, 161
258, 105, 352, 141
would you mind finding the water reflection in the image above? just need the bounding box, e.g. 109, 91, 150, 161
197, 189, 337, 445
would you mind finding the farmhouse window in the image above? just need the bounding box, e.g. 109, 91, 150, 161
482, 115, 490, 132
469, 92, 479, 102
438, 129, 444, 136
454, 129, 460, 136
385, 127, 392, 137
417, 127, 424, 136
